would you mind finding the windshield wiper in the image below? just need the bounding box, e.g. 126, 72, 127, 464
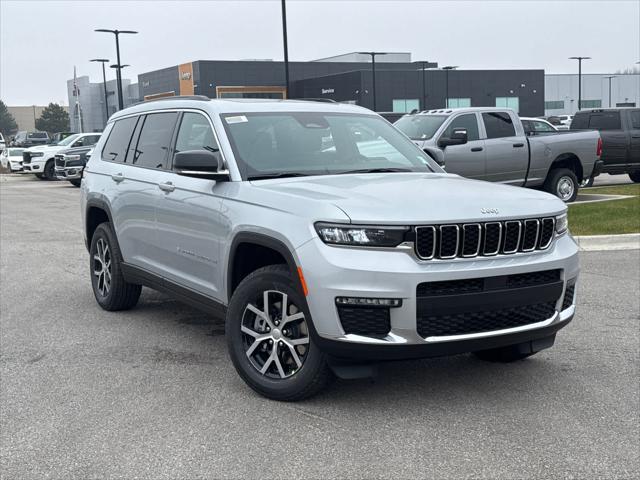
247, 172, 309, 181
338, 167, 413, 175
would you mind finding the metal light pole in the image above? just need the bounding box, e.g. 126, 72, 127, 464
91, 59, 110, 124
604, 75, 616, 108
442, 66, 458, 108
569, 56, 591, 111
357, 52, 388, 111
110, 64, 130, 107
95, 29, 138, 110
281, 0, 290, 98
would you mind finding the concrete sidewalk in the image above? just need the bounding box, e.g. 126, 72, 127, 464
574, 233, 640, 251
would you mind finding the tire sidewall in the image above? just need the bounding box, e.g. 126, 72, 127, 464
90, 223, 122, 309
226, 266, 327, 399
44, 160, 55, 180
549, 168, 578, 202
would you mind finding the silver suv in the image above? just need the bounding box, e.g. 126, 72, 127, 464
81, 97, 579, 400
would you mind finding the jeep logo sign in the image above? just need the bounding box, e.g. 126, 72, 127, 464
481, 208, 500, 215
180, 72, 192, 81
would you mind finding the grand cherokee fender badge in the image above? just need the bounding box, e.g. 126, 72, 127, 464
481, 208, 499, 215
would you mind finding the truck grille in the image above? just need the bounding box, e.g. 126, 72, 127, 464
415, 217, 555, 260
416, 269, 563, 338
55, 155, 65, 168
22, 152, 31, 164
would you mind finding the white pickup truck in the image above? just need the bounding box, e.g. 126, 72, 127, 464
395, 108, 602, 202
22, 133, 101, 180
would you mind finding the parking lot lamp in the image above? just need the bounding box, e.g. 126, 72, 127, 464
442, 66, 458, 108
95, 29, 138, 110
357, 52, 388, 111
569, 56, 591, 111
110, 64, 130, 107
417, 61, 431, 110
91, 59, 110, 124
604, 76, 616, 107
281, 0, 290, 98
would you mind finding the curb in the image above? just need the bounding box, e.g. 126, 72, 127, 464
573, 233, 640, 251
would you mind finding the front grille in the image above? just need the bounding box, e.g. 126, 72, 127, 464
338, 306, 390, 337
22, 152, 31, 164
416, 269, 563, 338
415, 217, 556, 260
562, 283, 576, 310
417, 302, 557, 338
55, 155, 65, 168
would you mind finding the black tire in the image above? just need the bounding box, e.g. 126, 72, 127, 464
629, 171, 640, 183
90, 223, 141, 311
544, 167, 578, 203
579, 175, 595, 188
35, 173, 45, 180
226, 264, 332, 401
69, 179, 81, 187
44, 160, 57, 180
473, 335, 556, 362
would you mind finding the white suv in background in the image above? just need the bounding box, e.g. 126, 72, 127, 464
22, 133, 101, 180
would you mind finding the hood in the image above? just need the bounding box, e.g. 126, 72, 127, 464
58, 145, 91, 155
251, 173, 566, 224
25, 144, 61, 153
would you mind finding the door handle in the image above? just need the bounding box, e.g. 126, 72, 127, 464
111, 173, 124, 183
513, 143, 525, 148
471, 147, 483, 152
158, 181, 175, 193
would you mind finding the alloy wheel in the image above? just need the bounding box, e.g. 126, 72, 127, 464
557, 176, 575, 201
241, 290, 310, 379
93, 238, 112, 297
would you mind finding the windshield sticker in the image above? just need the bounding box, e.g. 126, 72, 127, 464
225, 115, 248, 124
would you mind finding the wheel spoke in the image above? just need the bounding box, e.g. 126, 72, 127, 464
288, 337, 309, 346
241, 325, 260, 338
281, 311, 304, 327
260, 353, 274, 374
245, 337, 267, 357
285, 343, 303, 368
273, 353, 286, 378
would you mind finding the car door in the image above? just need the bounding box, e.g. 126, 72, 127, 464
481, 111, 529, 185
437, 113, 486, 180
626, 110, 640, 170
153, 110, 227, 300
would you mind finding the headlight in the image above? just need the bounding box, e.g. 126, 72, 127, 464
64, 155, 81, 161
555, 213, 568, 235
30, 152, 44, 157
315, 222, 408, 247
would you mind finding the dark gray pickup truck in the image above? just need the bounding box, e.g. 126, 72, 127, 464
570, 108, 640, 184
54, 145, 94, 187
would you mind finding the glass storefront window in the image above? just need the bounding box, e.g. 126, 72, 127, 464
392, 99, 420, 113
446, 98, 471, 108
495, 97, 519, 113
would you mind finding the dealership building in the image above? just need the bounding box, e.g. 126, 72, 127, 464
137, 52, 546, 117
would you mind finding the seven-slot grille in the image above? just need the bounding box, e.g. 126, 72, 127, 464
415, 217, 555, 260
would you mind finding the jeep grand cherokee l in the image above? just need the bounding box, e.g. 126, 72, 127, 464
81, 97, 579, 401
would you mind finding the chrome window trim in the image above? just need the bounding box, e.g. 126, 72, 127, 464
483, 222, 502, 256
502, 220, 522, 254
415, 226, 436, 260
439, 225, 459, 259
522, 219, 540, 252
461, 223, 482, 258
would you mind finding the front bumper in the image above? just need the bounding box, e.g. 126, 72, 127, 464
22, 158, 44, 172
55, 166, 83, 180
296, 233, 579, 359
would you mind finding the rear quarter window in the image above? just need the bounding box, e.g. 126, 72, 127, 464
101, 116, 139, 163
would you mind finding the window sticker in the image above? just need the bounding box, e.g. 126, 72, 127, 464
225, 115, 248, 124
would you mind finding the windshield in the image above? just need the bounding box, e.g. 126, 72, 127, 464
394, 115, 448, 140
222, 112, 440, 180
57, 134, 81, 146
8, 148, 24, 156
28, 132, 48, 139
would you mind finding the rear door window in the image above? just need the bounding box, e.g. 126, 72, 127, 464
629, 110, 640, 129
101, 116, 138, 163
482, 112, 516, 139
130, 112, 179, 169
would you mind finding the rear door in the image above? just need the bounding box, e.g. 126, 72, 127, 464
584, 111, 627, 171
626, 110, 640, 171
481, 111, 529, 185
437, 113, 486, 180
153, 110, 227, 300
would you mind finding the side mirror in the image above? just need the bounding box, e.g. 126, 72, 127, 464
438, 128, 468, 147
173, 149, 229, 181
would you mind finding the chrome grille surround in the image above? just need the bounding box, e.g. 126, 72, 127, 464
414, 217, 557, 260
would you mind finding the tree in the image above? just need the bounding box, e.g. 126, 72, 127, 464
35, 103, 70, 134
0, 100, 18, 136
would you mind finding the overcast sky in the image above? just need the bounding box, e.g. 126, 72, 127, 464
1, 0, 639, 105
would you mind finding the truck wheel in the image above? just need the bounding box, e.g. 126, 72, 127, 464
90, 223, 141, 311
44, 160, 56, 180
629, 171, 640, 183
70, 179, 81, 187
35, 173, 45, 180
544, 168, 578, 203
579, 176, 594, 188
226, 264, 332, 401
473, 335, 556, 362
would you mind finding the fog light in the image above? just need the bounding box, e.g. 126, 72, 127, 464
335, 297, 402, 308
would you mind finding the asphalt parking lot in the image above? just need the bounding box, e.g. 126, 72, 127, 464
1, 175, 639, 479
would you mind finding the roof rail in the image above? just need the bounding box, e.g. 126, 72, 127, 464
132, 95, 211, 106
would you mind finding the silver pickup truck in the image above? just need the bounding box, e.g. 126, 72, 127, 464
395, 108, 602, 202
